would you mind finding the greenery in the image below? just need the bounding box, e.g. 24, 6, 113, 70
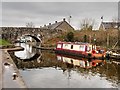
43, 29, 118, 49
84, 35, 87, 42
65, 32, 74, 42
0, 39, 11, 46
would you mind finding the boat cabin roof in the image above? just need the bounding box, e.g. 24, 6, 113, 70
57, 41, 91, 46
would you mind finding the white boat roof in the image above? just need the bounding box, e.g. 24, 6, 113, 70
57, 41, 91, 45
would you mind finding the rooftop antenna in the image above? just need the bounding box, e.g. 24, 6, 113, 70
68, 15, 72, 24
101, 16, 103, 22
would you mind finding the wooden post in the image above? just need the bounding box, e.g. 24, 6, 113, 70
107, 33, 109, 47
89, 35, 91, 43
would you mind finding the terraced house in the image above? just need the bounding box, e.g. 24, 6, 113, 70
42, 18, 74, 32
99, 21, 120, 31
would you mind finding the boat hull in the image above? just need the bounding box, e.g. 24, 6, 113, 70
55, 49, 105, 60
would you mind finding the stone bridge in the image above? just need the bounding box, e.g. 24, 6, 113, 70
1, 27, 62, 44
1, 27, 42, 43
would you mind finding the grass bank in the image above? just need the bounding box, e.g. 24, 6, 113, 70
0, 39, 11, 46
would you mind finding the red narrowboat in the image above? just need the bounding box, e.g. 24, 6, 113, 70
55, 41, 106, 59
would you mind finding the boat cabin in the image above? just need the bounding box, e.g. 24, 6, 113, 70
56, 42, 106, 59
56, 42, 96, 53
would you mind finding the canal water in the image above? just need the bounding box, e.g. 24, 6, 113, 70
9, 43, 120, 88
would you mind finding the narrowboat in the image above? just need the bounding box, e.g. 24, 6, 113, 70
55, 41, 106, 59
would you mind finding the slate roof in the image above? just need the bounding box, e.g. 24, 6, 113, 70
101, 22, 120, 30
46, 21, 63, 29
42, 19, 74, 30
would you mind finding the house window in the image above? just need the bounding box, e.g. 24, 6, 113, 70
71, 45, 73, 49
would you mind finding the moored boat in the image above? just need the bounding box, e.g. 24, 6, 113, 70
55, 41, 106, 59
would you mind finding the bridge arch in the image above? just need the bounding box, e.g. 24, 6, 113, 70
25, 35, 41, 42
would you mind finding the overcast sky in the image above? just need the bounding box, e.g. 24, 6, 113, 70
1, 1, 119, 30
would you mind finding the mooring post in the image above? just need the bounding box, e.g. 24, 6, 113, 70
107, 33, 109, 48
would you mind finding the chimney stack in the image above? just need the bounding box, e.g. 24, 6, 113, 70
63, 18, 65, 21
44, 24, 46, 27
55, 21, 57, 23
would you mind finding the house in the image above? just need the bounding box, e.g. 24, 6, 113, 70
99, 22, 120, 30
42, 18, 74, 32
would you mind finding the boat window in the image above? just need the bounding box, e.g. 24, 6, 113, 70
92, 45, 96, 50
63, 44, 68, 49
71, 45, 73, 49
79, 45, 85, 51
57, 44, 62, 48
79, 45, 84, 49
65, 44, 68, 47
79, 45, 82, 48
89, 47, 92, 51
88, 45, 92, 51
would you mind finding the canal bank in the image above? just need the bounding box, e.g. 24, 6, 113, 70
0, 46, 27, 89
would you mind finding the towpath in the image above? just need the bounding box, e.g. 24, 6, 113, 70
0, 47, 27, 89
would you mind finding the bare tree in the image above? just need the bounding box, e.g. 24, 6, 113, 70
112, 17, 118, 22
111, 17, 118, 29
80, 18, 95, 31
26, 22, 35, 28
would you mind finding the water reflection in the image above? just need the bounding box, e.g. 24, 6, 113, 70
14, 43, 40, 60
9, 43, 120, 88
57, 54, 106, 69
